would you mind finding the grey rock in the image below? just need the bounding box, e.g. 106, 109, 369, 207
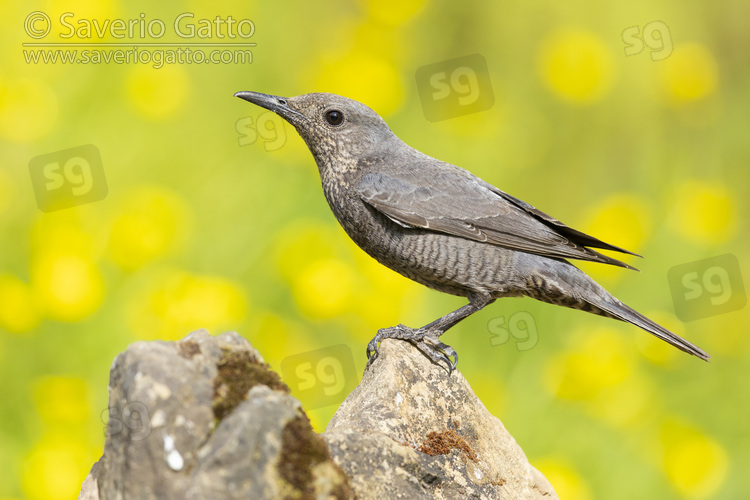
78, 329, 352, 500
79, 330, 556, 499
325, 338, 558, 499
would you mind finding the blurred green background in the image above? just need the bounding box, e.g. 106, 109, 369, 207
1, 0, 748, 498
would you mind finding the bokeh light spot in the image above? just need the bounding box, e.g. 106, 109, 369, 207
0, 78, 58, 142
659, 43, 718, 104
126, 65, 189, 120
33, 376, 90, 424
584, 193, 652, 254
22, 432, 93, 500
0, 275, 41, 333
358, 0, 427, 26
0, 167, 15, 215
293, 258, 355, 320
47, 0, 118, 21
545, 329, 634, 400
668, 180, 736, 245
535, 458, 592, 500
127, 270, 248, 340
107, 186, 192, 271
352, 244, 420, 330
31, 253, 105, 322
661, 419, 729, 498
538, 30, 615, 103
315, 52, 405, 116
587, 372, 655, 428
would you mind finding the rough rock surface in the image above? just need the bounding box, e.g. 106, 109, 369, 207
78, 329, 352, 500
325, 339, 557, 499
79, 331, 556, 500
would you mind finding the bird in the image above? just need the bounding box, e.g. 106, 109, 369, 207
234, 90, 710, 372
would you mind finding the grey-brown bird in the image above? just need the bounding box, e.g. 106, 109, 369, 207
235, 91, 710, 371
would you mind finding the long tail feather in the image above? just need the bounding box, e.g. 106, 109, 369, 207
596, 300, 710, 361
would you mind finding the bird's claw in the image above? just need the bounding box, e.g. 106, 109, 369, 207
365, 324, 408, 368
365, 324, 458, 374
413, 337, 458, 374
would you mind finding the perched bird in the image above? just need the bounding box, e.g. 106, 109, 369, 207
235, 91, 710, 371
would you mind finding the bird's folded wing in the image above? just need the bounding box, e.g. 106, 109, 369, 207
358, 169, 639, 270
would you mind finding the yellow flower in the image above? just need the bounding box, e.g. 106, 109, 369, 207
586, 371, 655, 428
0, 275, 41, 333
583, 192, 652, 258
126, 269, 248, 340
535, 457, 592, 500
0, 78, 58, 142
274, 221, 344, 283
538, 30, 615, 103
292, 258, 356, 320
659, 43, 718, 104
31, 253, 105, 322
47, 0, 117, 21
0, 166, 15, 215
352, 243, 423, 331
33, 376, 90, 424
274, 221, 422, 328
315, 51, 405, 117
22, 432, 96, 500
357, 0, 427, 26
127, 65, 190, 119
106, 186, 191, 271
249, 312, 314, 362
306, 407, 338, 434
544, 328, 635, 400
668, 180, 736, 245
660, 418, 728, 498
29, 216, 105, 321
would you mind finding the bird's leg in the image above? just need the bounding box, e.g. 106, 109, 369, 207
366, 293, 495, 373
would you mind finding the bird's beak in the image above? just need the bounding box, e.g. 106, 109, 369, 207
234, 91, 307, 125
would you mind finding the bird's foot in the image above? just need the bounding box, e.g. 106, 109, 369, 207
366, 324, 458, 374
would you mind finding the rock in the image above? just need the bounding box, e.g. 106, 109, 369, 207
325, 339, 558, 499
79, 331, 555, 500
78, 329, 352, 500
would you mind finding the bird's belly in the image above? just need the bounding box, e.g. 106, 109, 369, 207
340, 211, 523, 298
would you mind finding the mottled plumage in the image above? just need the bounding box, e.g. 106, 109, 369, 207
235, 91, 710, 371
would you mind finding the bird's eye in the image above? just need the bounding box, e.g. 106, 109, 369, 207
325, 109, 344, 126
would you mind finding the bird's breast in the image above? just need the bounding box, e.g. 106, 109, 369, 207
320, 181, 501, 297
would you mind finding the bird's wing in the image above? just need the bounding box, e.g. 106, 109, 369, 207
358, 167, 640, 270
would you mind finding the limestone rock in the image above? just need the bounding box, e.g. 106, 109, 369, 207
79, 331, 555, 500
325, 339, 557, 499
78, 329, 352, 500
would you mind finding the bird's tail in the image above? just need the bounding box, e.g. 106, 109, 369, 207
588, 298, 711, 361
522, 257, 710, 361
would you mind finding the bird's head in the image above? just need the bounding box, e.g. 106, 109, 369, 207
235, 91, 399, 168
